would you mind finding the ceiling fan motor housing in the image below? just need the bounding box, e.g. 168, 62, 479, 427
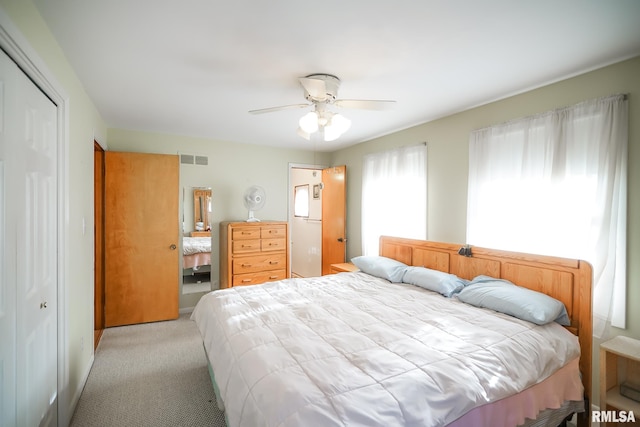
303, 73, 340, 103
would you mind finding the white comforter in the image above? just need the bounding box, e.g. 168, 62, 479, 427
191, 272, 580, 427
183, 236, 211, 256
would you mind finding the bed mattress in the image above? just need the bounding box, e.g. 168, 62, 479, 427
192, 271, 582, 427
183, 236, 211, 256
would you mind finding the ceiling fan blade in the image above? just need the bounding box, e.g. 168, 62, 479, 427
334, 99, 396, 110
299, 77, 327, 101
249, 103, 309, 114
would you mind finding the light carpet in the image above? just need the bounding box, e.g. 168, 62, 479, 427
70, 314, 226, 427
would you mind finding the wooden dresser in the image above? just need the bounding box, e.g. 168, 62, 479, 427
220, 221, 289, 288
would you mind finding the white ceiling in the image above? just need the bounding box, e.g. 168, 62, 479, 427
33, 0, 640, 152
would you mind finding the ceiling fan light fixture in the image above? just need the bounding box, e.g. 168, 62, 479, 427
251, 73, 395, 142
323, 114, 351, 141
299, 111, 319, 133
297, 127, 311, 140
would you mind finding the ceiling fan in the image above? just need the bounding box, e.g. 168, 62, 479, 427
249, 74, 396, 141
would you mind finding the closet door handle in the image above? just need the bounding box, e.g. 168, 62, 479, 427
169, 244, 177, 250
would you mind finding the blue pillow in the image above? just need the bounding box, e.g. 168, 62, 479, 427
350, 256, 408, 282
402, 266, 466, 297
457, 275, 570, 326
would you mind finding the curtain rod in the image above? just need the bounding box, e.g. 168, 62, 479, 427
472, 93, 628, 134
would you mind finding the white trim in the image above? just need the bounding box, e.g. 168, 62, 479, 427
94, 129, 107, 151
69, 353, 94, 418
0, 7, 72, 427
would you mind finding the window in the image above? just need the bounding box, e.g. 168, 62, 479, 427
361, 144, 427, 255
467, 94, 628, 337
294, 185, 309, 218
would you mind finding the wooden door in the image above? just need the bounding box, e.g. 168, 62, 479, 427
321, 165, 347, 275
0, 47, 59, 427
105, 152, 179, 327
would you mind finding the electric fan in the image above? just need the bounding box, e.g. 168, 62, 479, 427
243, 185, 266, 222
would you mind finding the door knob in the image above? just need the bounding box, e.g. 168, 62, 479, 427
170, 244, 177, 250
40, 302, 47, 309
337, 237, 347, 243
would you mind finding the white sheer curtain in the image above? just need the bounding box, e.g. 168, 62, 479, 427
362, 144, 427, 256
467, 94, 628, 338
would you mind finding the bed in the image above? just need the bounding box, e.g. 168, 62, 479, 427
183, 236, 212, 270
192, 237, 592, 427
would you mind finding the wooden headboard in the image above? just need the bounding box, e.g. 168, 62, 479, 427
379, 236, 593, 405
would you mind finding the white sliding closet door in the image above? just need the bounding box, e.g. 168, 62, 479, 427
0, 47, 59, 426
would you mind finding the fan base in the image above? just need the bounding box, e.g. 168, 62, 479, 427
246, 210, 261, 222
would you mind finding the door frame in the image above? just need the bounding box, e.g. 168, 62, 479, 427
0, 10, 71, 427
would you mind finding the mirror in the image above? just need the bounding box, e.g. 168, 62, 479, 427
193, 188, 212, 233
182, 187, 212, 294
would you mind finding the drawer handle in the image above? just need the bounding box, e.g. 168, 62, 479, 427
242, 263, 252, 267
242, 279, 252, 283
269, 261, 279, 265
269, 276, 278, 279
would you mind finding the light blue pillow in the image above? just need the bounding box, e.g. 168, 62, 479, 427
457, 275, 570, 326
402, 266, 466, 297
350, 256, 408, 282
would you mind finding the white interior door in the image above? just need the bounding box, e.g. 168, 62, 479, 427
290, 167, 323, 278
0, 46, 18, 427
0, 47, 58, 427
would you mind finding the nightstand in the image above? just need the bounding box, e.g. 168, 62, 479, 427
329, 262, 359, 274
600, 336, 640, 420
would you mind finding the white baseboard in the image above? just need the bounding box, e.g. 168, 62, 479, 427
67, 353, 95, 424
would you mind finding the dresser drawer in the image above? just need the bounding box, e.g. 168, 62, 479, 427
262, 238, 286, 251
261, 226, 286, 239
220, 221, 289, 290
232, 269, 287, 286
233, 253, 286, 274
232, 239, 261, 254
232, 227, 261, 240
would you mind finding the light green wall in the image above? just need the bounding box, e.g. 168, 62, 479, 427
107, 128, 330, 309
0, 0, 107, 422
332, 56, 640, 405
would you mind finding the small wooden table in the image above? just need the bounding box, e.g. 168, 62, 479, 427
190, 231, 211, 237
600, 335, 640, 423
329, 262, 359, 274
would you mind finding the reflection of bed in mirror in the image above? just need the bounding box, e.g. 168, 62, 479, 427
183, 236, 212, 293
182, 186, 213, 294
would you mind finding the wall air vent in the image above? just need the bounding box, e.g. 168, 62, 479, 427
180, 154, 195, 165
180, 153, 208, 166
195, 155, 208, 166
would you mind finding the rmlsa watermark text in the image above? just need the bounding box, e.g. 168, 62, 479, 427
592, 410, 636, 423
